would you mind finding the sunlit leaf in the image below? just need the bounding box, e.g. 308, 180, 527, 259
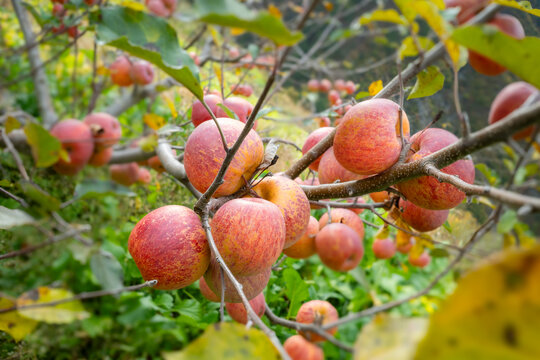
407, 66, 445, 100
398, 36, 435, 59
492, 0, 540, 17
268, 4, 282, 18
0, 297, 38, 341
5, 116, 21, 134
24, 123, 64, 168
143, 113, 166, 130
161, 93, 178, 118
0, 206, 34, 229
368, 80, 384, 96
360, 9, 408, 26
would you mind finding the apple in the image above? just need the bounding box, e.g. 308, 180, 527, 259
488, 81, 539, 140
296, 300, 339, 342
318, 208, 364, 239
52, 3, 65, 17
252, 176, 311, 248
283, 216, 319, 259
317, 117, 330, 127
50, 119, 94, 175
372, 238, 396, 259
344, 81, 356, 95
88, 147, 113, 167
468, 14, 525, 76
191, 94, 222, 127
199, 277, 220, 302
369, 191, 390, 203
83, 112, 122, 151
147, 149, 175, 174
128, 205, 210, 290
67, 26, 78, 39
145, 0, 176, 17
334, 99, 410, 175
229, 47, 240, 58
409, 251, 431, 268
318, 147, 364, 184
307, 79, 320, 92
189, 51, 200, 66
110, 162, 140, 186
204, 258, 271, 303
315, 223, 364, 272
215, 96, 255, 126
109, 56, 133, 87
284, 335, 324, 360
328, 90, 340, 105
396, 230, 413, 254
225, 292, 266, 324
301, 127, 335, 172
345, 197, 366, 215
184, 118, 264, 197
397, 128, 475, 210
130, 61, 154, 85
137, 167, 152, 184
334, 79, 346, 92
232, 84, 253, 97
444, 0, 488, 24
400, 199, 449, 232
397, 241, 413, 254
211, 198, 285, 276
319, 79, 332, 92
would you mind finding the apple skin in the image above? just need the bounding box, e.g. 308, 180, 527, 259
409, 251, 431, 268
215, 96, 255, 128
317, 117, 331, 127
488, 81, 539, 140
232, 84, 253, 97
191, 94, 223, 127
400, 200, 449, 232
211, 198, 286, 276
328, 90, 340, 105
284, 335, 324, 360
204, 258, 271, 303
110, 163, 140, 186
318, 147, 364, 184
283, 216, 319, 259
199, 276, 220, 302
307, 79, 320, 92
88, 147, 113, 167
253, 176, 311, 248
295, 177, 326, 210
128, 205, 210, 290
468, 14, 525, 76
344, 81, 356, 95
397, 128, 475, 210
83, 112, 122, 151
50, 119, 94, 175
319, 79, 332, 92
345, 197, 366, 215
372, 238, 397, 259
137, 167, 152, 184
130, 61, 154, 85
52, 3, 65, 17
334, 99, 410, 175
369, 191, 390, 203
315, 223, 364, 272
225, 292, 266, 324
109, 56, 133, 87
296, 300, 339, 342
444, 0, 488, 24
301, 127, 335, 172
319, 208, 364, 239
184, 118, 264, 197
145, 0, 176, 17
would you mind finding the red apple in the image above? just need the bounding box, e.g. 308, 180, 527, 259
199, 276, 220, 302
334, 79, 346, 92
372, 238, 396, 259
284, 335, 324, 360
109, 56, 133, 87
50, 119, 94, 175
215, 96, 255, 126
145, 0, 176, 17
315, 223, 364, 272
189, 51, 200, 66
67, 26, 78, 39
318, 147, 364, 184
318, 208, 364, 239
225, 292, 266, 324
296, 300, 338, 342
88, 147, 113, 167
110, 162, 140, 186
317, 117, 330, 127
319, 79, 332, 92
400, 200, 449, 232
444, 0, 488, 24
130, 61, 154, 85
369, 191, 390, 203
328, 90, 340, 105
191, 94, 222, 127
409, 251, 431, 268
346, 197, 366, 215
344, 81, 356, 95
52, 3, 65, 17
307, 79, 320, 92
137, 167, 152, 184
83, 112, 122, 151
283, 216, 319, 259
301, 127, 335, 172
229, 47, 240, 58
128, 205, 210, 290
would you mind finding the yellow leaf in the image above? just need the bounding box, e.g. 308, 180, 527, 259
289, 4, 304, 13
415, 245, 540, 359
323, 1, 334, 11
397, 229, 413, 247
0, 297, 38, 341
492, 0, 540, 17
393, 0, 418, 22
376, 225, 391, 239
410, 241, 425, 258
360, 9, 408, 26
143, 113, 166, 130
97, 65, 109, 76
368, 80, 384, 96
213, 64, 223, 88
417, 234, 435, 249
16, 287, 89, 324
208, 25, 222, 46
230, 28, 246, 36
161, 93, 178, 118
268, 4, 282, 18
138, 134, 158, 152
398, 36, 435, 59
120, 0, 146, 11
5, 116, 21, 134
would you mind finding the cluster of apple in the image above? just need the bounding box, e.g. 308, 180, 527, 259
445, 0, 524, 76
145, 0, 177, 18
307, 78, 356, 95
109, 55, 155, 87
50, 0, 96, 38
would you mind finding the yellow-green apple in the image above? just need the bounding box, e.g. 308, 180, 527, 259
215, 96, 255, 127
128, 205, 210, 290
130, 60, 154, 85
296, 300, 339, 342
301, 127, 334, 171
318, 147, 364, 184
83, 112, 122, 151
184, 118, 264, 197
88, 147, 113, 167
252, 176, 310, 248
110, 162, 140, 186
315, 223, 364, 272
191, 94, 222, 127
283, 216, 319, 259
319, 208, 364, 239
372, 238, 396, 259
397, 128, 475, 210
199, 277, 220, 302
334, 99, 410, 175
50, 119, 94, 175
211, 198, 285, 276
284, 335, 324, 360
109, 56, 133, 87
225, 292, 266, 324
489, 82, 539, 140
409, 251, 431, 268
399, 199, 449, 232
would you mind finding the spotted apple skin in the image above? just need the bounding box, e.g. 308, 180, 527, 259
184, 118, 264, 197
296, 300, 339, 342
334, 99, 410, 175
318, 146, 364, 184
315, 223, 364, 272
128, 205, 210, 290
225, 293, 266, 324
284, 335, 324, 360
319, 208, 364, 239
400, 199, 449, 232
301, 127, 334, 171
283, 216, 319, 259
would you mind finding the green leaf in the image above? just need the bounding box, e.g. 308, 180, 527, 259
23, 123, 63, 168
90, 251, 124, 291
430, 248, 450, 258
443, 220, 452, 233
94, 6, 203, 99
282, 268, 309, 318
475, 163, 498, 186
194, 0, 303, 46
18, 181, 60, 213
497, 210, 518, 234
216, 103, 238, 120
154, 293, 174, 310
162, 322, 280, 360
407, 66, 445, 100
73, 179, 136, 200
452, 26, 540, 88
355, 91, 370, 100
0, 206, 35, 229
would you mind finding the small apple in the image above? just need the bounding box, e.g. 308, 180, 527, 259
372, 238, 396, 259
399, 199, 449, 232
344, 81, 356, 95
191, 94, 222, 127
296, 300, 339, 342
307, 79, 320, 92
110, 162, 140, 186
334, 79, 346, 92
318, 147, 364, 184
318, 208, 364, 239
215, 96, 255, 126
88, 147, 113, 167
301, 127, 335, 172
319, 79, 332, 92
315, 223, 364, 272
83, 112, 122, 151
409, 251, 431, 268
109, 56, 133, 87
284, 335, 324, 360
130, 61, 154, 85
137, 167, 152, 184
225, 292, 266, 324
283, 216, 319, 259
50, 119, 94, 176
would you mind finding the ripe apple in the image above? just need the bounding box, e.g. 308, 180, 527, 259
225, 292, 266, 324
145, 0, 176, 17
109, 56, 133, 87
328, 90, 340, 105
334, 99, 410, 175
137, 167, 152, 184
296, 300, 339, 342
334, 79, 346, 92
110, 162, 140, 186
284, 335, 324, 360
199, 276, 220, 302
319, 79, 332, 92
301, 127, 335, 172
344, 80, 356, 95
229, 47, 240, 58
67, 26, 78, 39
232, 84, 253, 97
400, 199, 449, 232
215, 96, 255, 126
444, 0, 488, 24
283, 216, 319, 259
204, 258, 271, 303
372, 238, 396, 259
211, 198, 285, 276
488, 81, 539, 140
52, 3, 65, 17
50, 119, 94, 175
315, 223, 364, 272
191, 94, 222, 127
128, 205, 210, 290
130, 61, 154, 85
295, 177, 326, 210
83, 112, 122, 151
184, 118, 264, 197
409, 251, 431, 268
317, 117, 330, 127
252, 176, 311, 248
307, 79, 320, 92
318, 208, 364, 239
318, 147, 364, 184
397, 128, 475, 210
88, 147, 113, 167
369, 191, 390, 203
468, 14, 525, 76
